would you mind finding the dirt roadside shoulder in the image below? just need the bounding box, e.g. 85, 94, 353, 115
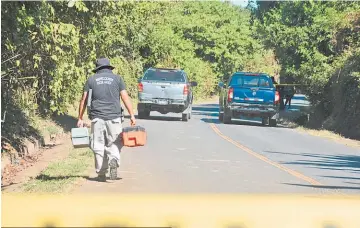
2, 134, 72, 192
1, 105, 93, 193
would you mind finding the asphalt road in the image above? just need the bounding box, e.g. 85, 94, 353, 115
77, 99, 360, 195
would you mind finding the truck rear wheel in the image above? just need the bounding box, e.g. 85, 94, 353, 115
223, 109, 232, 124
219, 112, 224, 121
182, 104, 192, 122
188, 104, 192, 119
182, 112, 189, 122
138, 110, 150, 119
269, 118, 277, 127
261, 118, 268, 126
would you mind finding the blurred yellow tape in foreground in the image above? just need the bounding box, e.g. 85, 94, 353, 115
2, 194, 360, 228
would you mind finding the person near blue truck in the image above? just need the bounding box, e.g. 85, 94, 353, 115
218, 72, 280, 126
77, 58, 136, 182
271, 76, 297, 110
284, 85, 296, 109
271, 76, 285, 110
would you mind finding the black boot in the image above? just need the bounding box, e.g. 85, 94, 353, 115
96, 174, 106, 182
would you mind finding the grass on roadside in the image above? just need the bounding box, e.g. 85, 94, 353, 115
296, 126, 360, 148
21, 148, 93, 193
280, 113, 360, 148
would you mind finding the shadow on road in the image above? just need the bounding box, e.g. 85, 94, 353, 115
192, 105, 219, 112
194, 103, 220, 107
283, 183, 360, 190
35, 174, 122, 182
201, 117, 265, 127
320, 176, 360, 180
193, 104, 298, 129
201, 117, 294, 129
192, 105, 219, 117
264, 151, 360, 172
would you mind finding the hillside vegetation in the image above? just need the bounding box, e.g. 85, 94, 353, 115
255, 1, 360, 139
1, 1, 278, 152
1, 1, 359, 154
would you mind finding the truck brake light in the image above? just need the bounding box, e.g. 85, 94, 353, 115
138, 83, 143, 92
274, 91, 280, 104
228, 88, 234, 102
183, 85, 189, 95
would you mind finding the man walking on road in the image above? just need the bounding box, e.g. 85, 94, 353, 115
77, 58, 136, 182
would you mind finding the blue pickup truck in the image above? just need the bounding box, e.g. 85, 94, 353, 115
218, 72, 280, 126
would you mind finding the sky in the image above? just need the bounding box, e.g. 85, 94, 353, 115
230, 0, 249, 7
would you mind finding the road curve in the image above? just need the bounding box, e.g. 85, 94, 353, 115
77, 102, 360, 194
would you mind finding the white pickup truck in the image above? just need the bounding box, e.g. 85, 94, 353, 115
137, 68, 198, 121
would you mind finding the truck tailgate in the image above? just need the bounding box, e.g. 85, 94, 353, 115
232, 85, 275, 105
141, 80, 185, 100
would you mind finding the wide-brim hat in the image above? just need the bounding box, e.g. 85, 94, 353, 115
93, 58, 115, 73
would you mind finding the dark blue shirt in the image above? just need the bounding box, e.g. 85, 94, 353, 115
84, 69, 126, 120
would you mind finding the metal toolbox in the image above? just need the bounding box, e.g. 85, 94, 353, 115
71, 127, 90, 148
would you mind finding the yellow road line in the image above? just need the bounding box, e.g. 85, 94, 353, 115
209, 123, 322, 186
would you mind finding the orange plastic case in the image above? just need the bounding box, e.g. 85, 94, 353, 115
121, 126, 147, 147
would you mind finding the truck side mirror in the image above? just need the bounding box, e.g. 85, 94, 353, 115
218, 82, 225, 88
190, 81, 198, 87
